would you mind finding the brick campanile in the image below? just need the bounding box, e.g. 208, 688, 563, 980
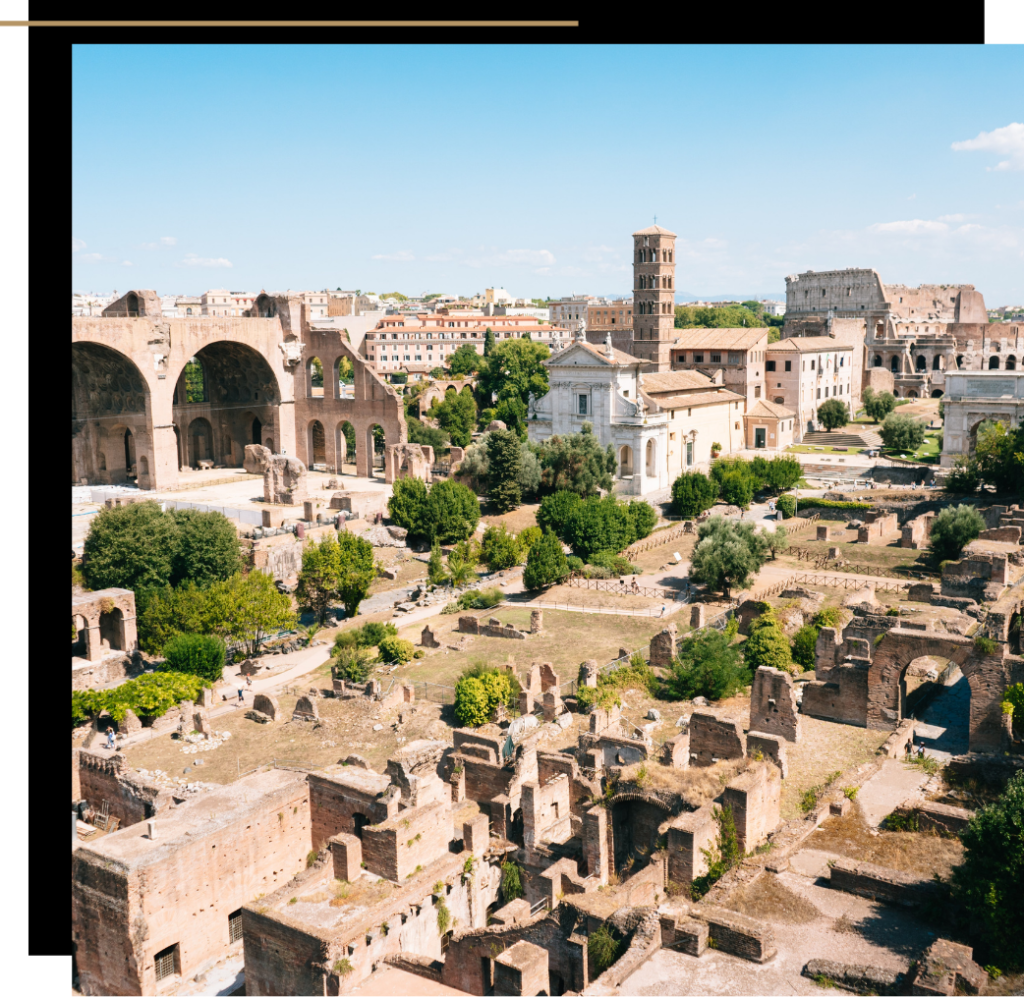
632, 224, 677, 372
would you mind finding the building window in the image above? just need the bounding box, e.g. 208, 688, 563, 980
754, 386, 761, 398
711, 353, 721, 363
816, 388, 821, 399
785, 361, 791, 372
229, 910, 244, 944
686, 441, 693, 466
840, 357, 844, 366
578, 395, 588, 416
154, 944, 179, 982
694, 353, 704, 363
766, 360, 775, 372
810, 360, 815, 370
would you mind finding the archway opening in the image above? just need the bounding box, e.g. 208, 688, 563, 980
915, 355, 927, 372
308, 421, 326, 468
72, 614, 89, 658
334, 355, 353, 397
352, 813, 368, 839
611, 798, 667, 874
368, 424, 385, 477
124, 428, 136, 477
252, 417, 262, 446
337, 421, 356, 475
873, 355, 882, 367
188, 417, 213, 466
308, 357, 324, 398
931, 390, 944, 398
989, 356, 1000, 370
907, 391, 918, 398
1007, 357, 1017, 371
901, 655, 969, 757
619, 445, 633, 478
890, 356, 900, 373
99, 607, 125, 652
645, 438, 656, 476
933, 355, 943, 371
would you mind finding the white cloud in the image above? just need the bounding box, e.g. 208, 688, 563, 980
122, 260, 133, 267
937, 213, 977, 223
868, 219, 949, 235
160, 236, 177, 246
952, 122, 1024, 171
371, 250, 415, 262
178, 253, 233, 269
72, 237, 86, 252
906, 194, 916, 200
78, 251, 117, 263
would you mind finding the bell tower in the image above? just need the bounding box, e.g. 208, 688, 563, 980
632, 224, 677, 372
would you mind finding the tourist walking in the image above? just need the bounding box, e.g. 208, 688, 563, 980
237, 687, 245, 703
106, 728, 116, 751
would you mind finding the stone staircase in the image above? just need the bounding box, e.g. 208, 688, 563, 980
801, 430, 882, 449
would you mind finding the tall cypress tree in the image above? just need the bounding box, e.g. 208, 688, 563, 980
483, 327, 496, 356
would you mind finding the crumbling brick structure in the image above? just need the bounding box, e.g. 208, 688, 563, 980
649, 623, 678, 668
73, 749, 174, 829
72, 588, 138, 664
940, 551, 1009, 601
901, 513, 935, 549
721, 763, 781, 853
243, 444, 308, 505
307, 767, 396, 851
748, 666, 801, 743
858, 511, 899, 542
384, 442, 433, 483
688, 711, 746, 767
746, 732, 788, 778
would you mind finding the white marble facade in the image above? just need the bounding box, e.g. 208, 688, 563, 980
940, 371, 1024, 466
528, 335, 670, 496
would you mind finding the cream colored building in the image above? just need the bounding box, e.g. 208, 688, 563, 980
529, 333, 745, 496
667, 327, 771, 408
485, 287, 515, 307
743, 399, 797, 451
764, 336, 853, 438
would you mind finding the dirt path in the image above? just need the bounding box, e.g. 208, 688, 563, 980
855, 758, 930, 827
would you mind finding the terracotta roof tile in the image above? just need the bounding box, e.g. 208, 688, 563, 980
670, 328, 770, 350
767, 336, 852, 352
746, 399, 796, 418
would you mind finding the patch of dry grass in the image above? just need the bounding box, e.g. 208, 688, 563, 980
719, 873, 821, 925
618, 757, 752, 809
811, 805, 964, 879
480, 503, 540, 535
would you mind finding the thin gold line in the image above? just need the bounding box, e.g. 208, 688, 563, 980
1, 20, 579, 26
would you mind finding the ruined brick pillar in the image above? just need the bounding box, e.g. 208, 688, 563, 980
463, 814, 490, 857
329, 833, 362, 882
649, 623, 678, 668
690, 604, 705, 629
530, 610, 543, 634
582, 807, 608, 883
578, 660, 599, 688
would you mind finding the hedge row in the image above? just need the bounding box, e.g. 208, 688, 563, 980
796, 498, 873, 512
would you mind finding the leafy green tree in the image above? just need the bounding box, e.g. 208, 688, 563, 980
536, 423, 615, 495
817, 397, 849, 432
589, 924, 622, 977
447, 344, 482, 377
494, 396, 528, 438
72, 671, 211, 728
945, 456, 981, 494
446, 543, 477, 587
674, 304, 763, 329
518, 445, 542, 499
751, 455, 802, 495
388, 477, 429, 538
765, 525, 787, 560
482, 524, 523, 570
162, 633, 226, 683
862, 387, 896, 423
336, 531, 376, 619
297, 534, 343, 625
666, 628, 749, 701
743, 608, 794, 673
331, 645, 375, 683
671, 471, 719, 518
82, 500, 178, 593
377, 635, 415, 663
537, 490, 582, 539
879, 412, 926, 453
626, 500, 658, 542
168, 508, 245, 589
428, 541, 447, 585
776, 494, 796, 518
974, 421, 1024, 494
791, 625, 818, 671
477, 338, 550, 415
518, 526, 542, 551
429, 366, 445, 379
137, 582, 222, 654
711, 457, 760, 509
486, 429, 523, 512
929, 504, 985, 563
563, 495, 634, 561
454, 676, 490, 727
434, 387, 478, 448
407, 416, 450, 451
209, 571, 296, 658
425, 479, 481, 543
950, 771, 1024, 971
689, 516, 768, 598
523, 529, 569, 590
483, 328, 496, 357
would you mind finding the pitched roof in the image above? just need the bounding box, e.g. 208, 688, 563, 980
670, 327, 770, 350
746, 399, 796, 419
641, 370, 715, 394
766, 336, 853, 352
650, 388, 746, 410
546, 340, 649, 367
632, 224, 677, 237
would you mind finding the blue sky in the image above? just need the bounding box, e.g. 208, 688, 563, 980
72, 45, 1024, 304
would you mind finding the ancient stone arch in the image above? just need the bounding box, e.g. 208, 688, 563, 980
867, 628, 1011, 753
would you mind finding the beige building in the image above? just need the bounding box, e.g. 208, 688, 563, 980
549, 295, 596, 335
362, 313, 569, 376
200, 290, 258, 318
743, 399, 797, 451
485, 287, 515, 306
765, 336, 853, 438
667, 327, 770, 407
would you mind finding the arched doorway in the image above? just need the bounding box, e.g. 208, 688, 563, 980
308, 357, 324, 398
1007, 356, 1017, 371
252, 417, 262, 446
367, 424, 385, 477
932, 355, 943, 371
873, 355, 882, 367
123, 428, 136, 476
916, 355, 927, 372
337, 421, 356, 475
352, 813, 368, 839
72, 615, 89, 658
907, 391, 918, 398
99, 607, 125, 652
931, 390, 944, 398
989, 356, 1000, 369
188, 417, 213, 466
890, 356, 900, 373
619, 445, 633, 478
645, 439, 656, 476
308, 420, 326, 467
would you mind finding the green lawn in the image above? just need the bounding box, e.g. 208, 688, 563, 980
884, 430, 941, 464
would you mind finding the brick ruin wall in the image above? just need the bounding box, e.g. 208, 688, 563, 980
748, 667, 801, 743
74, 749, 173, 828
361, 801, 452, 882
721, 764, 781, 853
73, 773, 312, 996
307, 773, 396, 851
688, 712, 745, 767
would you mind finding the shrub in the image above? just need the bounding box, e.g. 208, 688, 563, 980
589, 924, 622, 977
691, 805, 741, 898
81, 500, 179, 594
813, 606, 846, 630
930, 504, 985, 563
625, 500, 658, 542
587, 551, 634, 576
671, 471, 719, 518
454, 665, 520, 726
974, 635, 999, 655
752, 455, 803, 494
563, 495, 635, 560
776, 494, 796, 519
167, 508, 246, 589
455, 587, 504, 611
577, 653, 656, 711
666, 628, 749, 701
518, 526, 542, 551
500, 859, 524, 904
791, 625, 819, 671
377, 635, 415, 664
428, 541, 447, 585
945, 455, 981, 494
72, 671, 210, 728
453, 676, 489, 727
536, 489, 582, 539
536, 426, 615, 496
481, 523, 523, 570
332, 645, 375, 683
351, 621, 397, 648
486, 428, 523, 512
744, 609, 794, 673
565, 556, 584, 573
817, 397, 849, 432
161, 633, 226, 683
710, 457, 760, 509
425, 479, 481, 543
523, 529, 569, 590
792, 497, 872, 512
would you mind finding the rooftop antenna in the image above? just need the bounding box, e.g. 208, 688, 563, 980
653, 215, 657, 225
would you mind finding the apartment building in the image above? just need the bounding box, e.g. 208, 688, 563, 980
667, 327, 771, 408
548, 295, 595, 335
361, 314, 569, 375
764, 336, 853, 437
587, 298, 633, 333
201, 289, 259, 317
